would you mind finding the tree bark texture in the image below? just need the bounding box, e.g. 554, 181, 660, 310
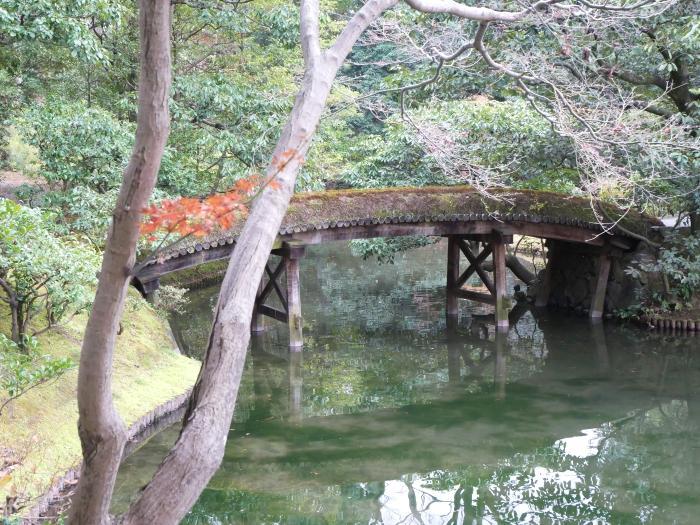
69, 1, 172, 523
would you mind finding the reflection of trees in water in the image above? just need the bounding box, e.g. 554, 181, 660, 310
179, 326, 699, 525
161, 242, 700, 524
238, 307, 553, 421
305, 243, 448, 337
182, 393, 698, 525
401, 396, 700, 525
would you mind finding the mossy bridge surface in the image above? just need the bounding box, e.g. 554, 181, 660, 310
133, 186, 660, 345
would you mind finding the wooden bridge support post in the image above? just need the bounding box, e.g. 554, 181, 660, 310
142, 278, 160, 304
590, 252, 611, 320
446, 236, 460, 319
285, 244, 305, 349
491, 234, 510, 331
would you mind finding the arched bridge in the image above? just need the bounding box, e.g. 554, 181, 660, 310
133, 186, 660, 346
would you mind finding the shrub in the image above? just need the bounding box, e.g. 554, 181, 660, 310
0, 334, 73, 416
0, 199, 99, 344
16, 102, 133, 192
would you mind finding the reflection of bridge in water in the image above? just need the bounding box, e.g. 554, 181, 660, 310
115, 280, 700, 524
250, 306, 696, 426
133, 187, 660, 346
193, 310, 699, 524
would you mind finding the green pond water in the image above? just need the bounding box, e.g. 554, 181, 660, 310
113, 241, 700, 524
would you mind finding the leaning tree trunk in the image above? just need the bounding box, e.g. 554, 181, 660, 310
119, 0, 398, 522
69, 1, 172, 523
119, 64, 340, 525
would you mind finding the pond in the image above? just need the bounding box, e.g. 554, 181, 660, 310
113, 241, 700, 524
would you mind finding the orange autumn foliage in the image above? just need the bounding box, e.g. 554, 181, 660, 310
141, 175, 273, 240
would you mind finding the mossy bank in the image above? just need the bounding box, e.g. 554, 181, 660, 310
0, 290, 200, 518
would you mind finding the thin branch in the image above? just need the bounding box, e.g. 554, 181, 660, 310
403, 0, 561, 22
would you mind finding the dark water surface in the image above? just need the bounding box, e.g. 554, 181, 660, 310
113, 242, 700, 524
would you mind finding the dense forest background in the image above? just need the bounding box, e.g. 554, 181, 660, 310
0, 1, 698, 338
2, 1, 697, 212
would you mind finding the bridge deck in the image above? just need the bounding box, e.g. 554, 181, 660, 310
135, 186, 658, 284
133, 186, 661, 343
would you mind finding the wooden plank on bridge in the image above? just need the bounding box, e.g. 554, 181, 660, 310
258, 304, 288, 323
454, 288, 496, 305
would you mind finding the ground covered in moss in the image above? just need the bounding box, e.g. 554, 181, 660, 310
0, 291, 199, 516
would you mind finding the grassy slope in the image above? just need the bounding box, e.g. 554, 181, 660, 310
0, 290, 199, 509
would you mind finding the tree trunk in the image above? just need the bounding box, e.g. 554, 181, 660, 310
69, 1, 172, 523
9, 299, 19, 344
119, 64, 338, 525
691, 211, 699, 236
119, 1, 398, 521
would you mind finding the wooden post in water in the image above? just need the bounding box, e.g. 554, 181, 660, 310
491, 233, 510, 331
446, 236, 460, 319
590, 252, 611, 320
285, 243, 305, 348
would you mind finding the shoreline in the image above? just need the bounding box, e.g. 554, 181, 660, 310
26, 388, 192, 522
0, 292, 200, 523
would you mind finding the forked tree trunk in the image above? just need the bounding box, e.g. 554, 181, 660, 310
69, 1, 172, 523
119, 63, 345, 525
119, 0, 398, 522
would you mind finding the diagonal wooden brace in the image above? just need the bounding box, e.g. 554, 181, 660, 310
456, 239, 495, 293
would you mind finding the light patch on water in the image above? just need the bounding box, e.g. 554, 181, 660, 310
556, 427, 606, 459
380, 477, 464, 525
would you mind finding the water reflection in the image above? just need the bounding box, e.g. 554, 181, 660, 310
114, 242, 700, 524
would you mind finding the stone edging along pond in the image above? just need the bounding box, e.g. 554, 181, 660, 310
637, 315, 700, 334
26, 389, 192, 522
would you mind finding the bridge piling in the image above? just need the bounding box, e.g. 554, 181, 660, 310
445, 232, 513, 330
446, 237, 460, 319
285, 243, 305, 349
535, 242, 554, 308
491, 233, 510, 332
142, 278, 160, 304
